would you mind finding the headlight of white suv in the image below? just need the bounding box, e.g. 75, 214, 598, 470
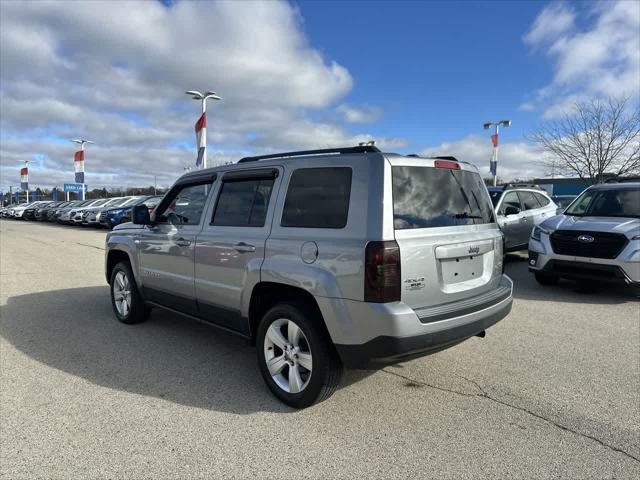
531, 225, 551, 242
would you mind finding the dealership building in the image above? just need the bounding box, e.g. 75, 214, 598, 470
533, 175, 640, 196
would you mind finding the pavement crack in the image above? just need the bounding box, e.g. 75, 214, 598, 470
382, 369, 477, 398
73, 242, 104, 251
382, 369, 640, 464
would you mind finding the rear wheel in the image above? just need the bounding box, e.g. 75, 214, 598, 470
535, 271, 559, 286
109, 261, 150, 324
256, 303, 342, 408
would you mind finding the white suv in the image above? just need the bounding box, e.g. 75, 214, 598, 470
528, 182, 640, 289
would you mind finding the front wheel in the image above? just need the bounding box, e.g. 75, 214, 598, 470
110, 261, 150, 324
535, 271, 559, 286
256, 303, 343, 408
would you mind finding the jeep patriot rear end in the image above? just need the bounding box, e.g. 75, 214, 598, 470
106, 145, 513, 408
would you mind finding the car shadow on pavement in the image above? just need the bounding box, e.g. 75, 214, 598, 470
0, 286, 372, 414
504, 253, 638, 305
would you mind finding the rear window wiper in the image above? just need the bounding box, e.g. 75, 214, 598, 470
454, 211, 483, 219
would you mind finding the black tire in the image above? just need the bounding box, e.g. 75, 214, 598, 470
109, 261, 150, 324
535, 271, 559, 286
256, 303, 343, 409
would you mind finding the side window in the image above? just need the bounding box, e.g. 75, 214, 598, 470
281, 167, 352, 228
534, 192, 550, 207
499, 191, 521, 215
212, 179, 274, 227
517, 191, 541, 210
156, 183, 212, 226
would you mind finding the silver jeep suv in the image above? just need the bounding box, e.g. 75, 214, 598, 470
105, 146, 513, 408
528, 182, 640, 288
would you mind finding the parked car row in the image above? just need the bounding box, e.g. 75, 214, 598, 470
0, 195, 162, 229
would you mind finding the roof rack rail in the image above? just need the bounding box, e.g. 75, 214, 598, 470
238, 145, 381, 163
504, 183, 540, 190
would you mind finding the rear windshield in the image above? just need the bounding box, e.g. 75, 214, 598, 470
392, 166, 495, 229
564, 188, 640, 218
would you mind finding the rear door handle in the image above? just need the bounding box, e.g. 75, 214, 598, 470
233, 242, 256, 253
175, 237, 191, 247
519, 217, 528, 223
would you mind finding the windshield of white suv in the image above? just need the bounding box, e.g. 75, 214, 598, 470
487, 188, 503, 207
393, 166, 495, 229
564, 188, 640, 218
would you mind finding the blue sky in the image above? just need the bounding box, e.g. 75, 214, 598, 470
0, 0, 638, 190
296, 0, 547, 144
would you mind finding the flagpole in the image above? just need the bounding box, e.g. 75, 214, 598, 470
19, 160, 31, 204
201, 98, 207, 170
483, 120, 511, 186
185, 90, 221, 170
80, 141, 85, 200
492, 124, 499, 187
71, 139, 93, 201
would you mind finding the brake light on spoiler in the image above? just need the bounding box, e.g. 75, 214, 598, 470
434, 160, 460, 170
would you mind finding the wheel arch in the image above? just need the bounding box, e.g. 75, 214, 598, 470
105, 248, 136, 284
247, 282, 330, 345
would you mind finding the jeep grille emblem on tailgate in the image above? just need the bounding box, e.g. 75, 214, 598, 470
577, 235, 594, 243
468, 246, 480, 254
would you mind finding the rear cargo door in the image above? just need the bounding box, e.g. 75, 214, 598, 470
390, 159, 502, 309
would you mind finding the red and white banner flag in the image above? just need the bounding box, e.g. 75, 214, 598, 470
74, 150, 85, 183
491, 134, 498, 147
195, 112, 206, 167
20, 167, 28, 190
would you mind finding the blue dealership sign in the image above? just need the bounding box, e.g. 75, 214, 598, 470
64, 183, 87, 193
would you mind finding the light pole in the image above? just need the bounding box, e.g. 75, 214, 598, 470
71, 139, 93, 200
483, 120, 511, 186
19, 160, 31, 203
185, 90, 221, 169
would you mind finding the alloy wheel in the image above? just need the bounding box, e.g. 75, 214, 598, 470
263, 318, 313, 394
113, 271, 132, 317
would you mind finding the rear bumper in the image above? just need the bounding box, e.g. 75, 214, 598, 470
336, 299, 511, 368
325, 275, 513, 369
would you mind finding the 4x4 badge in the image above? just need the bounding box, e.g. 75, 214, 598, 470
404, 277, 425, 291
577, 235, 594, 243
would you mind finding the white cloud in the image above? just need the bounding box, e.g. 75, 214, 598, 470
253, 119, 407, 150
419, 135, 550, 181
523, 3, 575, 48
522, 1, 640, 118
0, 0, 400, 191
336, 104, 383, 123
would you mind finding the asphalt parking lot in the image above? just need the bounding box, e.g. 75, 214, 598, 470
1, 220, 638, 479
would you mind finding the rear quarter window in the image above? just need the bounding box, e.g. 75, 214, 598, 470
517, 191, 541, 210
281, 167, 352, 228
534, 192, 550, 207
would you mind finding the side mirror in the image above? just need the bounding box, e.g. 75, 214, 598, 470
132, 204, 151, 225
556, 207, 565, 215
504, 206, 520, 216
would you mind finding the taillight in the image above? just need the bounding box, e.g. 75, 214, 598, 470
364, 241, 401, 303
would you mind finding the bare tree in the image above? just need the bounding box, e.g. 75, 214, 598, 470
530, 97, 640, 183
